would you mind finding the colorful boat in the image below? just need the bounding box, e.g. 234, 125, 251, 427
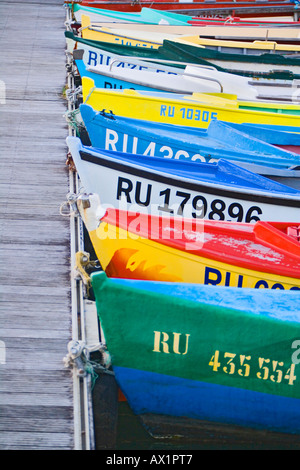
68, 3, 300, 26
65, 30, 187, 74
79, 14, 173, 48
75, 190, 300, 289
175, 35, 300, 54
79, 103, 300, 179
73, 49, 263, 100
65, 30, 300, 85
161, 38, 300, 76
81, 77, 300, 130
69, 19, 300, 42
69, 4, 192, 25
189, 15, 300, 26
70, 0, 299, 18
66, 135, 300, 222
79, 20, 300, 47
74, 48, 300, 103
90, 272, 300, 440
223, 122, 300, 155
182, 24, 300, 42
78, 14, 300, 54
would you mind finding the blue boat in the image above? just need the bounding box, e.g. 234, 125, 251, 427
66, 135, 300, 222
74, 49, 165, 93
91, 272, 300, 443
222, 121, 300, 149
79, 103, 300, 179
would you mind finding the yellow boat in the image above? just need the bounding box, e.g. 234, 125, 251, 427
75, 193, 300, 290
174, 35, 300, 54
90, 22, 300, 42
82, 77, 300, 129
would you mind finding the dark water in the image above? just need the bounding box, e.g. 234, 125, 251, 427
116, 401, 212, 451
92, 373, 300, 452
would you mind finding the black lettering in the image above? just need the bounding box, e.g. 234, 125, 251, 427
255, 280, 269, 288
204, 267, 222, 285
117, 177, 133, 202
135, 181, 152, 207
271, 283, 284, 289
225, 271, 231, 286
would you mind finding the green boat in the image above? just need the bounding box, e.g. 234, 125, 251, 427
91, 272, 300, 444
162, 38, 300, 77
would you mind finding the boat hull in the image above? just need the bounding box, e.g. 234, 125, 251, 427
86, 219, 300, 289
79, 104, 300, 177
75, 0, 299, 18
65, 30, 300, 83
67, 136, 300, 223
82, 78, 300, 130
75, 51, 271, 101
91, 273, 300, 437
162, 39, 300, 76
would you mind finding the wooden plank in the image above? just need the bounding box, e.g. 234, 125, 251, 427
0, 432, 73, 450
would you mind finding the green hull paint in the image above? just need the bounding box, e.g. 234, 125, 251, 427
92, 272, 300, 401
65, 31, 300, 81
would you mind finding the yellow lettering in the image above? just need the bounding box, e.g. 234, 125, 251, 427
153, 331, 170, 353
173, 333, 190, 355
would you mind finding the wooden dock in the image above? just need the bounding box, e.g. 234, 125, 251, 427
0, 0, 84, 450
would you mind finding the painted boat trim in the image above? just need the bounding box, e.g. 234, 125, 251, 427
78, 150, 300, 207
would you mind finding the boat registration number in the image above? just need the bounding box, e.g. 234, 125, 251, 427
117, 176, 263, 223
209, 349, 297, 386
160, 105, 218, 123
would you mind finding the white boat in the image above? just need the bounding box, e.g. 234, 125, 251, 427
66, 136, 300, 222
73, 49, 259, 100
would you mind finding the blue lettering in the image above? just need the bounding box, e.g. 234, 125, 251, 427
186, 108, 193, 120
168, 106, 175, 117
202, 111, 209, 122
87, 51, 97, 66
160, 105, 167, 116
